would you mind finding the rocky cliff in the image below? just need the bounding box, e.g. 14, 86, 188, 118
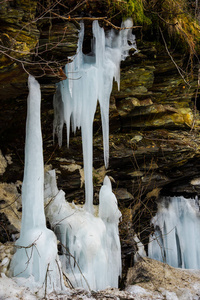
1, 0, 200, 284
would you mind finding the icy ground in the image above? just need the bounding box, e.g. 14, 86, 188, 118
1, 241, 200, 299
1, 266, 200, 300
0, 275, 181, 300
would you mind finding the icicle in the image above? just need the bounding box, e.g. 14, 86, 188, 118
148, 196, 200, 269
51, 19, 136, 290
120, 18, 137, 61
53, 20, 137, 213
9, 76, 64, 292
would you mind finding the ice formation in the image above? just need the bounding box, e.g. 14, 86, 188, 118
51, 19, 136, 290
44, 170, 122, 290
53, 19, 137, 213
9, 18, 136, 292
148, 196, 200, 269
133, 234, 146, 262
9, 76, 64, 291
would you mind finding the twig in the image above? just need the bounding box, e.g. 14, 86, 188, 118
14, 233, 43, 277
148, 10, 178, 26
45, 144, 58, 165
0, 195, 21, 210
52, 13, 142, 30
190, 67, 200, 131
159, 27, 190, 87
62, 271, 74, 289
59, 242, 91, 291
44, 263, 50, 299
104, 19, 142, 30
54, 211, 77, 226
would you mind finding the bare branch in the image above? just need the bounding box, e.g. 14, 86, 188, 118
59, 241, 91, 291
159, 27, 190, 87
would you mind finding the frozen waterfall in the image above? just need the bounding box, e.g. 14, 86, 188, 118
9, 76, 64, 292
50, 19, 136, 290
53, 19, 137, 213
148, 196, 200, 269
44, 170, 122, 291
9, 19, 137, 293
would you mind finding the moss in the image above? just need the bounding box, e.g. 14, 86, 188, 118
107, 0, 151, 26
106, 0, 200, 55
163, 0, 200, 52
143, 0, 200, 55
124, 0, 151, 25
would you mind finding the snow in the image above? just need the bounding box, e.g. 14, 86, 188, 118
126, 285, 156, 298
0, 274, 72, 300
2, 263, 200, 299
148, 196, 200, 269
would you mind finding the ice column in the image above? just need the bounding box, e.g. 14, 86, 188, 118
148, 196, 200, 269
99, 176, 122, 287
9, 75, 64, 291
53, 19, 137, 214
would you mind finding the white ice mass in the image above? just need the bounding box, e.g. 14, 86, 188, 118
51, 19, 136, 290
9, 75, 64, 292
9, 19, 136, 293
44, 170, 122, 291
53, 19, 137, 213
148, 196, 200, 269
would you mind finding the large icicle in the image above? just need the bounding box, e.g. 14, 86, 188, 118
53, 19, 137, 213
148, 196, 200, 269
9, 75, 64, 292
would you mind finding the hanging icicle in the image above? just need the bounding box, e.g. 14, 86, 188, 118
53, 19, 137, 213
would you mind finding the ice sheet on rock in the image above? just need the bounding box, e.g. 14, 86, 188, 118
45, 171, 122, 291
9, 76, 64, 292
148, 196, 200, 269
53, 20, 137, 213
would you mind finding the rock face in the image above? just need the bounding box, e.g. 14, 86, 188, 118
0, 0, 79, 100
126, 257, 200, 299
1, 0, 200, 287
